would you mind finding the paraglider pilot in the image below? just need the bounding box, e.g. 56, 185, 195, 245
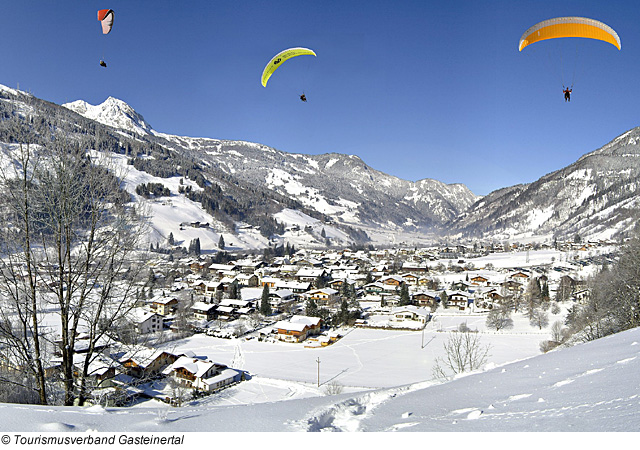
100, 60, 107, 68
300, 94, 307, 102
563, 87, 572, 102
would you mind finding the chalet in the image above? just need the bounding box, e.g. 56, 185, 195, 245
445, 290, 471, 311
401, 273, 420, 285
235, 273, 258, 287
451, 280, 471, 291
268, 289, 296, 310
305, 288, 339, 308
273, 315, 323, 343
189, 260, 208, 272
363, 282, 384, 295
274, 280, 312, 293
72, 353, 116, 388
400, 262, 429, 273
470, 275, 490, 286
412, 290, 439, 308
119, 347, 179, 379
164, 356, 241, 392
390, 306, 431, 325
260, 276, 278, 288
234, 259, 265, 274
379, 275, 404, 287
296, 268, 328, 284
190, 302, 217, 321
508, 271, 530, 284
150, 296, 178, 316
208, 263, 238, 275
500, 280, 524, 295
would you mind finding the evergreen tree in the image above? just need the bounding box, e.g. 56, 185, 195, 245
168, 232, 175, 246
399, 283, 411, 306
365, 272, 374, 284
260, 284, 272, 316
218, 235, 225, 249
305, 298, 319, 317
228, 280, 239, 299
440, 290, 449, 309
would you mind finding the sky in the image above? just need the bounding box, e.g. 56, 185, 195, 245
0, 1, 639, 195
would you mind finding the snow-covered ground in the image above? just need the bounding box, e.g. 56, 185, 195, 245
0, 325, 637, 441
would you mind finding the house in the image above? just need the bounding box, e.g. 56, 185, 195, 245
379, 275, 404, 287
451, 280, 471, 291
150, 296, 178, 316
208, 263, 238, 276
296, 268, 328, 285
572, 288, 590, 303
470, 275, 490, 286
401, 273, 420, 286
390, 306, 431, 325
305, 288, 339, 308
119, 347, 180, 379
500, 280, 524, 295
72, 353, 116, 388
273, 315, 323, 343
164, 356, 241, 392
235, 273, 259, 287
509, 271, 530, 284
129, 308, 163, 334
268, 289, 296, 310
190, 302, 217, 321
400, 262, 429, 273
445, 290, 471, 311
412, 290, 439, 308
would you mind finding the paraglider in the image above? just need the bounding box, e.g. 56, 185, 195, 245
518, 17, 620, 52
97, 9, 114, 67
519, 17, 620, 101
261, 47, 316, 101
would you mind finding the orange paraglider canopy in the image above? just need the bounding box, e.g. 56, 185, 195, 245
98, 9, 114, 35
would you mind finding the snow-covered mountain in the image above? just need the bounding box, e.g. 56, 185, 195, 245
64, 97, 154, 136
4, 85, 640, 247
60, 96, 478, 244
449, 127, 640, 242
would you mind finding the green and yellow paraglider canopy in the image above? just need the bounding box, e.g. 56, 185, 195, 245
519, 17, 621, 51
261, 47, 316, 87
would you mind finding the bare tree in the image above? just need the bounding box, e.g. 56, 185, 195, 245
485, 305, 514, 331
0, 132, 148, 406
323, 380, 344, 396
529, 308, 549, 330
433, 330, 491, 379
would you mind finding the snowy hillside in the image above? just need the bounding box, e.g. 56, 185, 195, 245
0, 326, 637, 432
61, 96, 478, 241
449, 127, 640, 242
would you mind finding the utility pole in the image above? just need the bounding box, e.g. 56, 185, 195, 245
316, 357, 321, 387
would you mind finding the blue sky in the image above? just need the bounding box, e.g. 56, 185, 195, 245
0, 1, 637, 195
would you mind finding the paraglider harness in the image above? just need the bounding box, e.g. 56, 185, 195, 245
563, 85, 572, 102
300, 93, 307, 102
100, 60, 107, 68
